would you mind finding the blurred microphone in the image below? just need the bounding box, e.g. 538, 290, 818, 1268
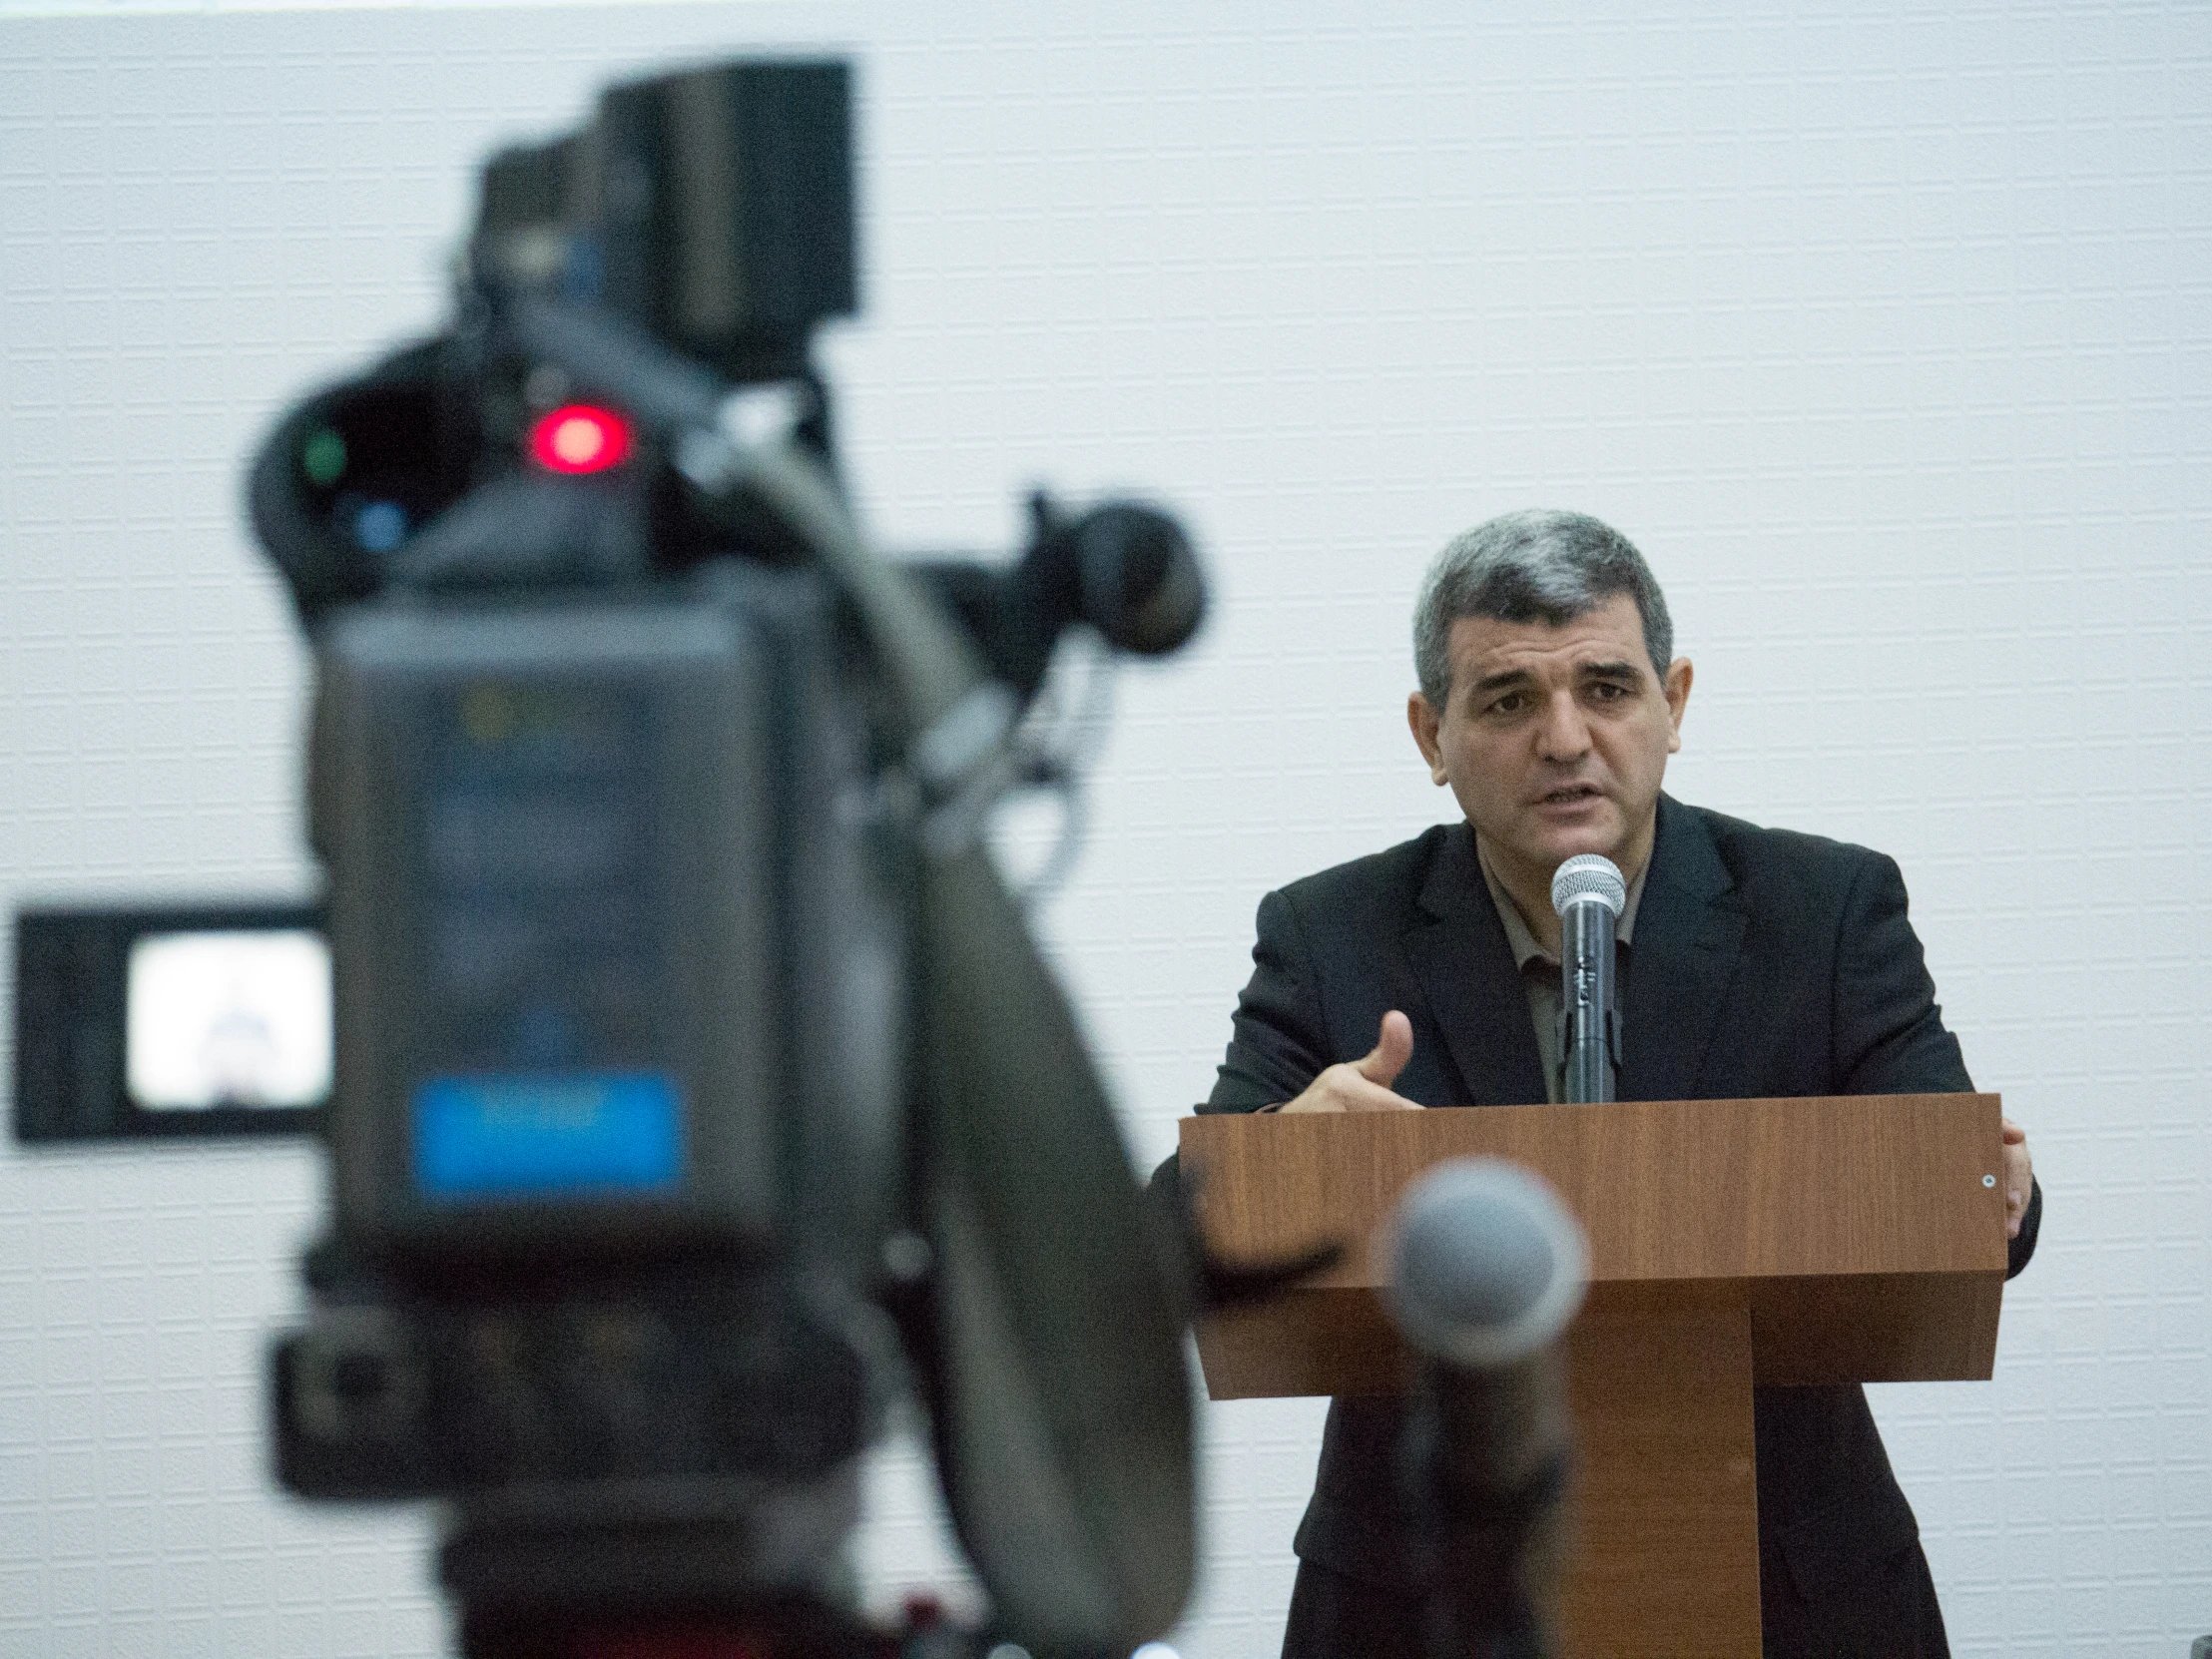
1550, 853, 1625, 1105
1389, 1159, 1588, 1659
997, 496, 1206, 696
906, 496, 1207, 716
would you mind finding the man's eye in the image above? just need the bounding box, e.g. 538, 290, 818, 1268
1589, 682, 1629, 701
1487, 694, 1525, 716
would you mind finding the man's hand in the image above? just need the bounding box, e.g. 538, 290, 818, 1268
2001, 1115, 2034, 1239
1277, 1011, 1424, 1113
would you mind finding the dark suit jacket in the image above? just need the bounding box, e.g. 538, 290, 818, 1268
1202, 795, 2041, 1653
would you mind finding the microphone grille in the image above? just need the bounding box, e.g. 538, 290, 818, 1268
1550, 852, 1626, 918
1386, 1158, 1588, 1369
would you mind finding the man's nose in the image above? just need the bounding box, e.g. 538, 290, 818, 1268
1535, 690, 1591, 761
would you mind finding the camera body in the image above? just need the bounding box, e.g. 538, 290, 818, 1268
310, 577, 901, 1269
273, 572, 906, 1549
252, 65, 905, 1539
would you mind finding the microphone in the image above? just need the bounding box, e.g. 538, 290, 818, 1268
903, 496, 1208, 712
995, 496, 1206, 698
1549, 853, 1625, 1105
1388, 1158, 1588, 1659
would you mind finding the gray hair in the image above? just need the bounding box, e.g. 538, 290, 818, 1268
1412, 509, 1673, 708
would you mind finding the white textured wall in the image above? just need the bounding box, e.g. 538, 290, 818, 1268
4, 2, 2209, 1654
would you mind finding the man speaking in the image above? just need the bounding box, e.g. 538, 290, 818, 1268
1203, 510, 2042, 1659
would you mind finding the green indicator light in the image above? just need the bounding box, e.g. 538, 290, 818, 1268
301, 428, 346, 487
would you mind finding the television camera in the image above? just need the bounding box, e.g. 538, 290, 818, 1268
16, 58, 1211, 1659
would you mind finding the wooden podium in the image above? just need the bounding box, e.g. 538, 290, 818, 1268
1179, 1093, 2011, 1657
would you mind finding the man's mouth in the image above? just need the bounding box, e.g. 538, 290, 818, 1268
1535, 785, 1603, 808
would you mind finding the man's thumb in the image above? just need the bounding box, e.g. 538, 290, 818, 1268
1356, 1010, 1414, 1087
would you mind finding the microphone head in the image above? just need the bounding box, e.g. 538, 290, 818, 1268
1070, 503, 1207, 658
1550, 852, 1625, 919
1386, 1158, 1588, 1370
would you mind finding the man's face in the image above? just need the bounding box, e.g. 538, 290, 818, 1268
1407, 593, 1692, 887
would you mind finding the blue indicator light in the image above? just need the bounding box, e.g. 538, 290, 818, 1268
413, 1071, 683, 1202
354, 500, 408, 552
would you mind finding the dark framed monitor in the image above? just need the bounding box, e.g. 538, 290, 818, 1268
14, 902, 328, 1144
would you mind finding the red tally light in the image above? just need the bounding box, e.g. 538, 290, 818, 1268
528, 404, 631, 475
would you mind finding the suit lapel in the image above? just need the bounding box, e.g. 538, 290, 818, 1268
1402, 823, 1550, 1107
1618, 795, 1748, 1103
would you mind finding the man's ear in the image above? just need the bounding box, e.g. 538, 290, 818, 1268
1407, 692, 1448, 785
1663, 658, 1693, 754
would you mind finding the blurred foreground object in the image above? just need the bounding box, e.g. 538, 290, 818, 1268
1387, 1158, 1584, 1659
16, 57, 1208, 1659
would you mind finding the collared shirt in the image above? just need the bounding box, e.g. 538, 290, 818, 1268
1475, 837, 1648, 1105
